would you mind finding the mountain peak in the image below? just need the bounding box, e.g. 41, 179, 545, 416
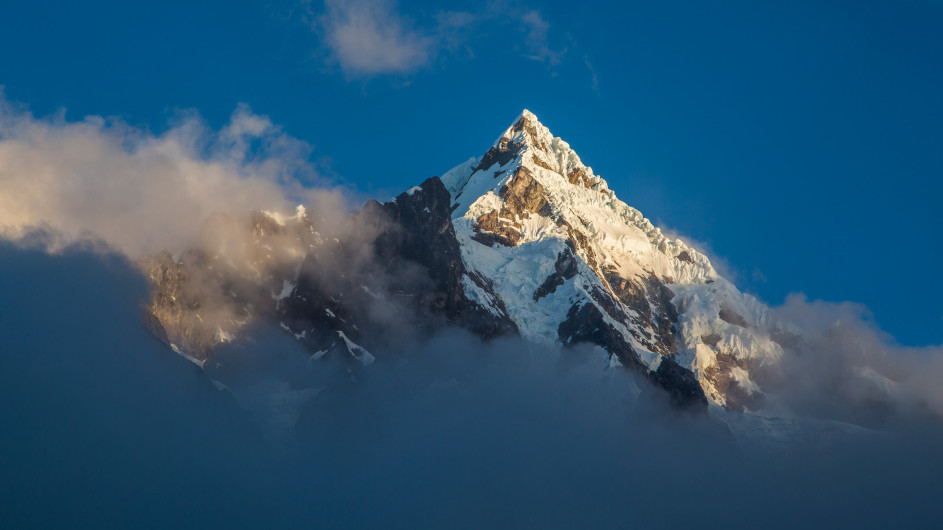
496, 109, 554, 155
514, 109, 543, 136
443, 110, 715, 281
442, 110, 611, 220
439, 109, 728, 391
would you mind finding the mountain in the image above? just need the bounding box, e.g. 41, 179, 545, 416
142, 110, 793, 412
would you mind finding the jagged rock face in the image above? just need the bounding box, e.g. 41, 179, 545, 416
702, 352, 764, 413
605, 271, 679, 356
275, 178, 517, 366
441, 110, 790, 411
141, 109, 795, 412
138, 210, 314, 357
141, 178, 516, 368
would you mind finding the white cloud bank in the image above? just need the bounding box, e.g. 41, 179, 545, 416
0, 96, 334, 257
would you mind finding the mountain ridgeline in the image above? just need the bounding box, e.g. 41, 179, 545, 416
142, 111, 795, 412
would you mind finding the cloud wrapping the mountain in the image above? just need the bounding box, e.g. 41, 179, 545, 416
2, 241, 943, 529
4, 91, 939, 431
0, 96, 334, 257
2, 92, 942, 528
767, 293, 943, 426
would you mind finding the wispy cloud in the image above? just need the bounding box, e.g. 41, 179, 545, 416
519, 10, 564, 65
312, 0, 568, 78
319, 0, 433, 78
584, 56, 600, 94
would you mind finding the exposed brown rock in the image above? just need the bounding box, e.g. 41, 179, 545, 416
472, 210, 522, 247
604, 271, 679, 356
566, 167, 594, 189
471, 167, 552, 248
138, 249, 254, 360
703, 352, 765, 412
531, 154, 555, 171
498, 167, 552, 217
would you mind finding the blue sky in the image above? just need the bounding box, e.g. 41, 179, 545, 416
1, 0, 940, 346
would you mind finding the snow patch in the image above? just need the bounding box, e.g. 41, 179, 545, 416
170, 343, 205, 368
337, 331, 375, 366
360, 284, 383, 300
272, 280, 295, 308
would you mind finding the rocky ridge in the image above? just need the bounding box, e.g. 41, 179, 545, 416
142, 110, 797, 412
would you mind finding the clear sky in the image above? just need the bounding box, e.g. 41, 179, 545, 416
1, 0, 940, 346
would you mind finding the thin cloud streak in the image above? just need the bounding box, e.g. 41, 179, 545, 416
312, 0, 568, 78
519, 9, 564, 65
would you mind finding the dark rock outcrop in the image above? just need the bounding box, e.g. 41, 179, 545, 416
277, 177, 518, 362
605, 271, 679, 356
558, 301, 708, 411
534, 245, 579, 301
651, 356, 709, 412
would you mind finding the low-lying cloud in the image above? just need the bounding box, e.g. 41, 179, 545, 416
2, 242, 943, 529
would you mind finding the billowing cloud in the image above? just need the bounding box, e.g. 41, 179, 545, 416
0, 95, 335, 257
4, 242, 943, 528
634, 223, 943, 423
767, 293, 943, 425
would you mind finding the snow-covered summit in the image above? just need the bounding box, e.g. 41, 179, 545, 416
442, 110, 788, 411
444, 110, 716, 285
